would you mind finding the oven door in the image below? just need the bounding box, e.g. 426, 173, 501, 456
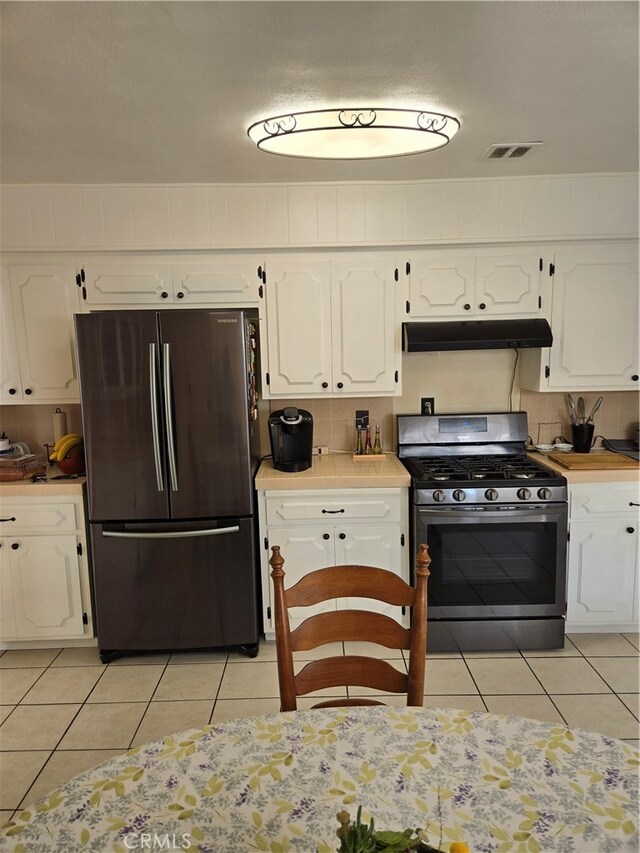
415, 503, 567, 620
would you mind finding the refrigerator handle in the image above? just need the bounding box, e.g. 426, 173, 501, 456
149, 343, 164, 492
102, 525, 240, 539
162, 342, 179, 492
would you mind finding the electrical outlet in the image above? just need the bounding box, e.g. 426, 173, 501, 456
312, 446, 329, 456
355, 409, 369, 429
421, 397, 435, 416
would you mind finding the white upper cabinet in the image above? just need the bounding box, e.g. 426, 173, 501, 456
1, 265, 80, 402
406, 248, 547, 319
520, 242, 639, 391
263, 254, 401, 398
82, 255, 264, 306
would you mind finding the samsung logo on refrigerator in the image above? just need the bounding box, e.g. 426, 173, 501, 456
217, 318, 238, 323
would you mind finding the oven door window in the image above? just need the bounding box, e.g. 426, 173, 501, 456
421, 514, 565, 617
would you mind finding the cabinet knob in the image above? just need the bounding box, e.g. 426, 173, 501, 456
336, 382, 344, 389
632, 375, 639, 381
322, 533, 330, 540
627, 527, 635, 534
478, 303, 486, 310
321, 382, 328, 389
8, 388, 16, 395
463, 303, 471, 310
176, 291, 184, 299
338, 532, 346, 540
161, 291, 169, 299
11, 542, 19, 550
25, 388, 32, 395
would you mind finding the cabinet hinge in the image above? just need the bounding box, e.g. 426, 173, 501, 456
394, 268, 399, 282
545, 365, 550, 378
406, 261, 411, 276
75, 273, 81, 287
267, 606, 272, 620
82, 286, 87, 301
82, 611, 88, 625
394, 370, 399, 383
539, 258, 543, 272
266, 372, 270, 386
400, 533, 405, 547
77, 542, 83, 556
258, 284, 264, 299
538, 295, 542, 309
549, 262, 555, 276
567, 531, 570, 542
401, 605, 406, 616
405, 300, 410, 314
264, 537, 269, 550
262, 268, 266, 284
81, 268, 85, 283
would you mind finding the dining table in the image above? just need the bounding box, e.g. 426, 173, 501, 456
2, 705, 638, 852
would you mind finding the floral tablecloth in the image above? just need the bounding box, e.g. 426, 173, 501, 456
2, 706, 638, 852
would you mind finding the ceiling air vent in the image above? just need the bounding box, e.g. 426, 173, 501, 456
480, 142, 543, 161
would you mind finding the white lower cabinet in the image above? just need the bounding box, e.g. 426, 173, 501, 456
566, 483, 639, 631
0, 495, 93, 643
258, 488, 409, 639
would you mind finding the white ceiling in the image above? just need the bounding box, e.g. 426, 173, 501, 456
1, 1, 638, 185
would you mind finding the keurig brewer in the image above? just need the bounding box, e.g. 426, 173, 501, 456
268, 407, 313, 472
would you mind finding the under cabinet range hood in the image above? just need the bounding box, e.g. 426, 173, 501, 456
402, 318, 553, 352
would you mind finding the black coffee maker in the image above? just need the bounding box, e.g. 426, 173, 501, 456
268, 407, 313, 472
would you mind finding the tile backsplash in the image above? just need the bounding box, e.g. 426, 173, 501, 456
0, 404, 84, 458
521, 390, 639, 446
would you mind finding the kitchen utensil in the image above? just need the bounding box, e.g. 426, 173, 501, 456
586, 396, 603, 424
548, 449, 638, 470
577, 396, 585, 423
571, 422, 594, 453
567, 394, 578, 425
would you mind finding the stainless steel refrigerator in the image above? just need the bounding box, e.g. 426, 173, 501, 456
75, 309, 261, 663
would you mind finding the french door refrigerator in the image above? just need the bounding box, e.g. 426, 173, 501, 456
75, 309, 261, 662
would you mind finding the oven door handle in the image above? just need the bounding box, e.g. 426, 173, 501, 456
417, 506, 563, 520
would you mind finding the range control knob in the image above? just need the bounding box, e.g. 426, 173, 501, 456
517, 488, 531, 501
537, 487, 552, 500
452, 489, 466, 502
432, 489, 446, 503
484, 488, 499, 502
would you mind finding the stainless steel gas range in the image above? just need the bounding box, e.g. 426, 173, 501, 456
397, 412, 568, 652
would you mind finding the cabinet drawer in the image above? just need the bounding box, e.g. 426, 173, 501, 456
265, 492, 402, 525
0, 503, 77, 533
570, 484, 640, 518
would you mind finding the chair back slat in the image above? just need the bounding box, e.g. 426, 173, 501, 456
285, 565, 415, 608
291, 609, 411, 651
295, 656, 409, 696
269, 543, 431, 711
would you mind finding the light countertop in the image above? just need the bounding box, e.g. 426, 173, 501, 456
529, 450, 640, 484
255, 452, 411, 490
0, 467, 86, 497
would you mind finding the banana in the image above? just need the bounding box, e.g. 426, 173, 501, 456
55, 435, 83, 461
53, 433, 81, 453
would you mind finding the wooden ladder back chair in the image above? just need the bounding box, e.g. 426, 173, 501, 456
269, 544, 431, 711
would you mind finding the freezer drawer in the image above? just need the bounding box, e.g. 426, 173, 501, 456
90, 517, 259, 655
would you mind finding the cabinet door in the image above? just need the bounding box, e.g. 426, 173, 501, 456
0, 544, 16, 639
0, 267, 23, 401
566, 520, 638, 625
266, 526, 335, 626
171, 259, 262, 305
407, 253, 476, 317
548, 245, 639, 390
83, 260, 173, 304
8, 265, 80, 401
264, 260, 332, 396
331, 257, 399, 394
334, 524, 406, 622
9, 535, 85, 639
475, 252, 544, 316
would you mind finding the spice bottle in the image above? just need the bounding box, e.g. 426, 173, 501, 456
364, 426, 373, 454
355, 426, 364, 455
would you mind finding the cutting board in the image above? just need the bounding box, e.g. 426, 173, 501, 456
547, 450, 639, 469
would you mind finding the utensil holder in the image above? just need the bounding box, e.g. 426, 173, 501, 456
571, 423, 595, 453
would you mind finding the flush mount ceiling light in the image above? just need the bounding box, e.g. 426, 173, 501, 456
247, 108, 460, 160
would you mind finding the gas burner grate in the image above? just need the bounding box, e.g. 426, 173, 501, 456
404, 454, 559, 485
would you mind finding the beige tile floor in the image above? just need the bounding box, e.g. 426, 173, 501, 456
0, 632, 638, 824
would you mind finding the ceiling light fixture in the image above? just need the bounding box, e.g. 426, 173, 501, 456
247, 107, 460, 160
